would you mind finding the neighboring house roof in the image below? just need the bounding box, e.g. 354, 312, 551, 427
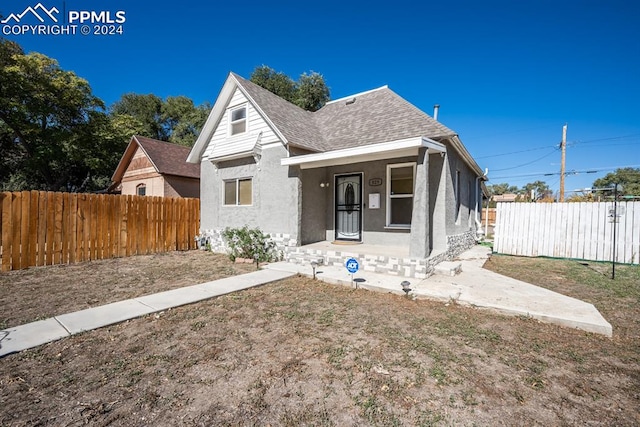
112, 136, 200, 184
492, 193, 519, 202
188, 72, 484, 177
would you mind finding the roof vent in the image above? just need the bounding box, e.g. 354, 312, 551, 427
433, 104, 440, 121
345, 97, 356, 105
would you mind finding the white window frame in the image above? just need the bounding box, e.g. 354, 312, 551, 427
223, 177, 253, 206
228, 104, 248, 136
136, 183, 146, 196
385, 162, 416, 228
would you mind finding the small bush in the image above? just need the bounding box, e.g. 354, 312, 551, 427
221, 226, 279, 263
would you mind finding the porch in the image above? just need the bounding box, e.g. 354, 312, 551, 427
284, 240, 448, 279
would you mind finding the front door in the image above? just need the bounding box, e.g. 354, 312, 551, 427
335, 174, 362, 241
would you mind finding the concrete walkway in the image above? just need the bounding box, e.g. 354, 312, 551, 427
0, 269, 295, 358
265, 246, 613, 337
1, 246, 612, 358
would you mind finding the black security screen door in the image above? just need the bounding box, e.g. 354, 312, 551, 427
335, 174, 362, 241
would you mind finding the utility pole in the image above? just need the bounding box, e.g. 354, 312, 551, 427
559, 124, 567, 202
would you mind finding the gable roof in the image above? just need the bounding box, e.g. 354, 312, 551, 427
229, 73, 456, 152
231, 73, 321, 150
314, 87, 456, 151
112, 135, 200, 184
188, 72, 483, 177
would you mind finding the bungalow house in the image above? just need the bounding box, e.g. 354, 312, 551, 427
187, 73, 487, 278
111, 135, 200, 198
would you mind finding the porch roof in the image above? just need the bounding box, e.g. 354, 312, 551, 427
280, 137, 446, 169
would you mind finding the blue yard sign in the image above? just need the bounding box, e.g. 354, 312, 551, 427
345, 257, 359, 274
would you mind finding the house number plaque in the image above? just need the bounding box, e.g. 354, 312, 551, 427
369, 178, 382, 186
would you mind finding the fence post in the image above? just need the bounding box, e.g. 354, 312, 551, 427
1, 192, 12, 272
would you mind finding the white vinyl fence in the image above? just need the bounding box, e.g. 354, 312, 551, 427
494, 201, 640, 264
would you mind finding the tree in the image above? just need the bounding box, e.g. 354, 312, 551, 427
0, 39, 24, 187
250, 66, 330, 111
161, 96, 210, 146
249, 66, 296, 103
0, 40, 107, 191
522, 180, 552, 201
86, 113, 148, 190
487, 182, 519, 196
593, 168, 640, 198
109, 94, 210, 146
296, 72, 330, 112
110, 93, 165, 140
0, 39, 210, 191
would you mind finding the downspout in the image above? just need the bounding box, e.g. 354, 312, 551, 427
475, 168, 489, 240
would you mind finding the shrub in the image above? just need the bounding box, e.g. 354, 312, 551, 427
221, 226, 279, 262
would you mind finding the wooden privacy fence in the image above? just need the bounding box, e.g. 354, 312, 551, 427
494, 201, 640, 264
485, 208, 497, 225
1, 191, 200, 272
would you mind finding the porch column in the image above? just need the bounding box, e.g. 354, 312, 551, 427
409, 148, 430, 258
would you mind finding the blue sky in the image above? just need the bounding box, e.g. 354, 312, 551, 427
3, 0, 639, 194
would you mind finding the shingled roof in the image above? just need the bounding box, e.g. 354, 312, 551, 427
231, 73, 321, 150
135, 136, 200, 178
189, 72, 480, 176
315, 87, 456, 150
112, 136, 200, 184
232, 73, 456, 153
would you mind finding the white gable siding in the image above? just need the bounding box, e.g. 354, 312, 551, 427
203, 87, 282, 161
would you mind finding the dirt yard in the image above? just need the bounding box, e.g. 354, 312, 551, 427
1, 250, 639, 426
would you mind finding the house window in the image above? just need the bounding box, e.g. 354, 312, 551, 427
136, 184, 146, 196
386, 163, 415, 227
224, 178, 252, 206
229, 105, 247, 135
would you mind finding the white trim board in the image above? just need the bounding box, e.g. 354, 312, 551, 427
281, 137, 446, 169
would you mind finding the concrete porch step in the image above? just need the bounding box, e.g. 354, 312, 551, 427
433, 261, 462, 276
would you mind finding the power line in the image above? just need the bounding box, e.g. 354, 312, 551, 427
489, 164, 640, 181
568, 141, 639, 149
469, 123, 558, 142
490, 148, 559, 172
476, 133, 639, 159
569, 133, 640, 145
475, 145, 556, 159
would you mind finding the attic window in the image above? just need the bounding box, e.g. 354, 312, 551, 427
136, 184, 146, 196
229, 105, 247, 135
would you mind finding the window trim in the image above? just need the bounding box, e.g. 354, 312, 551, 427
223, 177, 253, 206
228, 104, 248, 136
136, 183, 146, 196
386, 162, 416, 228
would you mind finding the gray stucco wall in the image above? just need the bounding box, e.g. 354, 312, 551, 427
429, 152, 447, 251
324, 157, 416, 246
325, 156, 417, 246
199, 142, 482, 252
443, 148, 480, 236
409, 148, 429, 257
301, 168, 328, 244
199, 145, 301, 241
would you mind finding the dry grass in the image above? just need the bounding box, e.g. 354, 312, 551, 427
1, 251, 639, 426
0, 251, 256, 329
